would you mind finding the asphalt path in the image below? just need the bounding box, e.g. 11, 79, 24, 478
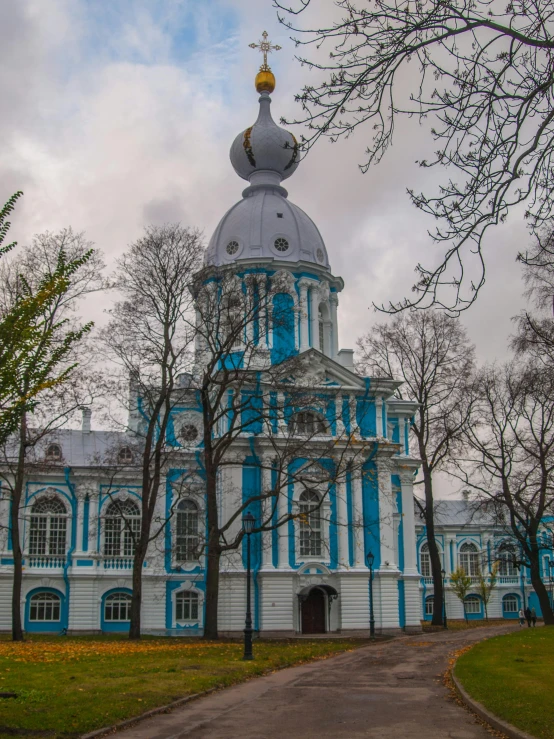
114, 624, 519, 738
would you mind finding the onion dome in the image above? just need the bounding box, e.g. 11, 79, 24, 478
230, 91, 299, 183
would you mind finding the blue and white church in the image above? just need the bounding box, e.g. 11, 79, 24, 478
0, 55, 426, 636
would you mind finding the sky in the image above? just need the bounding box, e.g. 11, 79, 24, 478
0, 0, 531, 494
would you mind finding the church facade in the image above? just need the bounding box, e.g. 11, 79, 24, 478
0, 60, 426, 636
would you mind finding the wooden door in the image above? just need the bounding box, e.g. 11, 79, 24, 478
301, 588, 326, 634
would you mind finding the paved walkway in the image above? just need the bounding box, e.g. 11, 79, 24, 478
115, 625, 518, 738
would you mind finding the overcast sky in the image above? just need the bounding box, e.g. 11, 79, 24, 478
1, 1, 531, 494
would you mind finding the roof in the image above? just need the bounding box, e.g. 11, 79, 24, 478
415, 498, 496, 527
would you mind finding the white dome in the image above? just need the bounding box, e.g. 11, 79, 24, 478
230, 92, 299, 182
205, 188, 330, 269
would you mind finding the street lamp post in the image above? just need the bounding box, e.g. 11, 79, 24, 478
366, 550, 375, 638
548, 558, 554, 610
242, 512, 255, 661
441, 568, 448, 629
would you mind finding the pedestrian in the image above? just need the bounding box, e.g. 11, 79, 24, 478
531, 607, 537, 627
525, 606, 532, 627
518, 608, 525, 627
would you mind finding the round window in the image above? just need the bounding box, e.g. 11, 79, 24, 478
226, 241, 239, 256
274, 237, 289, 253
180, 424, 198, 443
316, 248, 325, 263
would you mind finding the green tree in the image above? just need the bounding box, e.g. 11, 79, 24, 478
476, 562, 499, 622
450, 567, 472, 622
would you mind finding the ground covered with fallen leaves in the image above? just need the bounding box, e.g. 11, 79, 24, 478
455, 626, 554, 739
0, 634, 364, 738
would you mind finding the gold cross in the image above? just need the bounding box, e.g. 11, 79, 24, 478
249, 31, 281, 71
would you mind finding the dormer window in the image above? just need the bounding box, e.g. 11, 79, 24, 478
117, 446, 133, 464
45, 444, 62, 462
290, 411, 327, 436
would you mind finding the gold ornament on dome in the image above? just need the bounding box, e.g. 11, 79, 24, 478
249, 30, 281, 93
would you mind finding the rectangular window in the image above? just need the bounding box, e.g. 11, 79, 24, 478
29, 517, 47, 555
464, 598, 480, 614
176, 595, 199, 621
420, 553, 430, 578
425, 598, 434, 616
30, 598, 60, 622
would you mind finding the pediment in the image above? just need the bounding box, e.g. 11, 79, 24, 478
276, 349, 367, 391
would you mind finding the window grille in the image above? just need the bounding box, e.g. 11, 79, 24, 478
29, 497, 67, 556
464, 595, 481, 614
176, 591, 199, 621
118, 446, 133, 464
290, 411, 327, 436
29, 592, 61, 621
175, 500, 199, 562
459, 542, 480, 576
103, 499, 141, 557
497, 554, 517, 576
104, 592, 132, 621
503, 595, 518, 613
299, 490, 322, 557
425, 596, 434, 616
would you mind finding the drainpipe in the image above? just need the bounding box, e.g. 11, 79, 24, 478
63, 467, 77, 633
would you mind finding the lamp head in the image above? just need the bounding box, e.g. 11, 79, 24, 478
366, 551, 375, 568
243, 511, 255, 534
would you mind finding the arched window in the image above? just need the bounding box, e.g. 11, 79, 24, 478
175, 500, 199, 562
464, 595, 481, 614
420, 543, 431, 578
180, 424, 198, 444
29, 592, 61, 622
290, 411, 327, 436
104, 592, 132, 622
318, 307, 324, 352
503, 594, 519, 613
45, 443, 62, 462
29, 496, 67, 556
299, 490, 322, 557
425, 596, 434, 616
103, 499, 141, 557
176, 590, 199, 621
117, 446, 133, 464
498, 554, 517, 577
459, 542, 480, 576
221, 294, 243, 350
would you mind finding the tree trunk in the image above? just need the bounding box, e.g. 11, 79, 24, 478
129, 546, 146, 640
203, 540, 221, 640
421, 460, 444, 626
529, 557, 554, 625
11, 412, 27, 642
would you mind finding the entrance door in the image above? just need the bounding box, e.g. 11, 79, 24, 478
301, 588, 326, 634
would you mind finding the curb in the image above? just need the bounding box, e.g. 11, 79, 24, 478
79, 687, 218, 739
451, 670, 537, 739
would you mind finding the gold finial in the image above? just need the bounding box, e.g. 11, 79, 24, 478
249, 30, 281, 93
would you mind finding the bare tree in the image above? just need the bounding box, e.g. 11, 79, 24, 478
99, 223, 204, 640
275, 0, 554, 312
0, 228, 104, 640
357, 310, 474, 625
454, 363, 554, 624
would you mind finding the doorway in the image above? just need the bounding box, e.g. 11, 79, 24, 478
301, 587, 326, 634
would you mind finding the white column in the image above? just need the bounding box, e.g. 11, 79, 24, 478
351, 466, 365, 567
376, 397, 383, 438
336, 471, 349, 569
89, 495, 99, 555
336, 394, 345, 437
298, 280, 310, 352
245, 278, 254, 346
329, 294, 339, 359
277, 483, 289, 569
349, 394, 359, 434
377, 458, 396, 568
277, 391, 287, 435
261, 461, 274, 569
309, 285, 319, 350
256, 275, 269, 350
400, 470, 418, 574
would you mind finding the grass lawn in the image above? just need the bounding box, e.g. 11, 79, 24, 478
422, 618, 510, 632
0, 635, 365, 738
455, 626, 554, 739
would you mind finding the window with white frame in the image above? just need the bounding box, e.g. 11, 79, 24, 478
299, 489, 322, 557
29, 592, 61, 621
420, 542, 444, 577
29, 496, 67, 556
175, 500, 199, 562
221, 294, 243, 350
503, 594, 519, 613
290, 411, 327, 436
318, 308, 324, 351
45, 443, 62, 462
498, 554, 517, 577
103, 499, 141, 557
117, 446, 133, 464
425, 596, 434, 616
464, 595, 481, 614
176, 590, 199, 621
104, 592, 132, 621
459, 542, 480, 576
